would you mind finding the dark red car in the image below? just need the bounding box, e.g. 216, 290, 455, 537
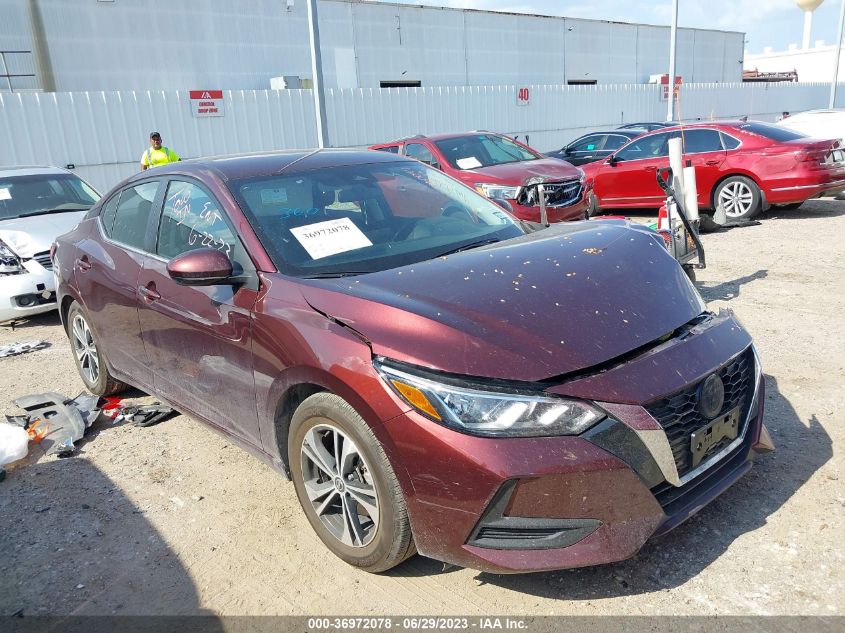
53, 150, 771, 574
370, 132, 589, 223
581, 120, 845, 221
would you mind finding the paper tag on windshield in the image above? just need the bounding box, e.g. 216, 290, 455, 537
260, 188, 288, 205
0, 188, 11, 201
456, 157, 482, 169
290, 217, 373, 260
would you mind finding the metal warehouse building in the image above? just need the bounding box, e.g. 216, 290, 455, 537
0, 0, 744, 92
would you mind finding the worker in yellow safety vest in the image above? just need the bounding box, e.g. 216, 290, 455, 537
140, 132, 181, 170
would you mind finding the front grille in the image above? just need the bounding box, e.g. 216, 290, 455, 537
476, 526, 561, 541
516, 180, 582, 208
32, 251, 52, 271
645, 347, 755, 477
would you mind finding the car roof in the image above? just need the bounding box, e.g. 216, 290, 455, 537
375, 131, 510, 146
0, 165, 72, 178
120, 149, 414, 185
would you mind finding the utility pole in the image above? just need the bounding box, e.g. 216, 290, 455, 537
306, 0, 329, 147
667, 0, 679, 122
830, 0, 845, 108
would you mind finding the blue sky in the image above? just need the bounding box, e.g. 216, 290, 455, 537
373, 0, 845, 54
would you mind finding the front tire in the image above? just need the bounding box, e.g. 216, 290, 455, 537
67, 301, 126, 396
713, 175, 761, 221
586, 192, 601, 218
289, 393, 415, 573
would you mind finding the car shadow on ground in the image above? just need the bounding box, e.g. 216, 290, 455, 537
391, 375, 832, 596
767, 198, 845, 221
0, 311, 63, 332
698, 269, 768, 302
0, 457, 221, 622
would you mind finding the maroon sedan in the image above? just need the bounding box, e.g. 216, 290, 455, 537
370, 132, 589, 223
582, 120, 845, 221
53, 150, 771, 574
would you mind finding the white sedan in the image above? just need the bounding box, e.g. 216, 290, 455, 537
0, 166, 100, 323
777, 109, 845, 144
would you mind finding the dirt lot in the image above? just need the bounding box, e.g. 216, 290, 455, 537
1, 201, 843, 617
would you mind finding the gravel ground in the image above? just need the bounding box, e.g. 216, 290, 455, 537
0, 200, 843, 617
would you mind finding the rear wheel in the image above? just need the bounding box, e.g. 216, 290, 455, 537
289, 393, 415, 573
67, 301, 127, 396
713, 175, 761, 221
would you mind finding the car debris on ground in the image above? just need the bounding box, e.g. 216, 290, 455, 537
0, 340, 50, 359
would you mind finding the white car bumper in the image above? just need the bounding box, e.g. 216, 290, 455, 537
0, 259, 57, 323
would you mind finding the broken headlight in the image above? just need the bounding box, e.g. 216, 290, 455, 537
0, 240, 22, 275
376, 360, 604, 437
475, 183, 520, 200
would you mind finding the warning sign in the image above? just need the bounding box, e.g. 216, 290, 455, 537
189, 90, 224, 117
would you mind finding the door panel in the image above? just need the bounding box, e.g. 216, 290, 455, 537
137, 178, 261, 447
75, 182, 160, 388
595, 132, 673, 207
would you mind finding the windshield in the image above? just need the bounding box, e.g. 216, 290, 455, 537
433, 135, 541, 170
0, 173, 99, 220
230, 161, 524, 277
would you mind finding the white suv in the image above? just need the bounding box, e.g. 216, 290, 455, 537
0, 166, 100, 323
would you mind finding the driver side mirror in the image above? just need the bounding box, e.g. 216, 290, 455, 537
607, 155, 618, 167
167, 248, 234, 286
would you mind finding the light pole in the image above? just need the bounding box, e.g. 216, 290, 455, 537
306, 0, 329, 148
666, 0, 679, 122
830, 0, 845, 107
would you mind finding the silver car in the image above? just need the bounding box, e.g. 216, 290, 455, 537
0, 166, 100, 323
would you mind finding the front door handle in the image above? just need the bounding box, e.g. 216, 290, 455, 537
705, 160, 720, 166
139, 284, 161, 302
644, 165, 658, 171
75, 257, 91, 272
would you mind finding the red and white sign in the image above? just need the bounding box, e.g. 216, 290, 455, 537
189, 90, 224, 117
516, 87, 530, 106
659, 75, 682, 102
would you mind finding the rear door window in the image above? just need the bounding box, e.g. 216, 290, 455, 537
603, 134, 631, 151
110, 181, 160, 250
682, 129, 724, 153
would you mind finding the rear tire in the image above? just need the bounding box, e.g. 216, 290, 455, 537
713, 175, 761, 221
67, 301, 127, 396
289, 392, 415, 573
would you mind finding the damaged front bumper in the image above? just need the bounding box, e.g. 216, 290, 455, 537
0, 258, 57, 323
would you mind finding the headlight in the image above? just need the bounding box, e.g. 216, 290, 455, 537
575, 167, 586, 183
377, 361, 604, 437
0, 240, 22, 275
475, 183, 520, 200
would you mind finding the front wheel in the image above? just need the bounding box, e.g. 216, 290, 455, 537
67, 301, 127, 396
713, 175, 761, 221
289, 393, 415, 573
586, 192, 601, 218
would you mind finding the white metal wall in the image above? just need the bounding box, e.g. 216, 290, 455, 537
1, 82, 840, 193
0, 89, 316, 192
0, 0, 744, 91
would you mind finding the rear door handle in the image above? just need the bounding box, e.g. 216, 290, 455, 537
705, 160, 720, 166
644, 165, 658, 171
138, 284, 161, 302
75, 257, 91, 272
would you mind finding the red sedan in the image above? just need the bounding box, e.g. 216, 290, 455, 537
581, 121, 845, 220
370, 132, 589, 223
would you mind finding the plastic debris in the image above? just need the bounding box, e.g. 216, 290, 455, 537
113, 403, 176, 428
0, 341, 50, 359
7, 391, 110, 457
0, 423, 29, 465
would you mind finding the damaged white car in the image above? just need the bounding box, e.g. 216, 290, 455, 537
0, 166, 100, 323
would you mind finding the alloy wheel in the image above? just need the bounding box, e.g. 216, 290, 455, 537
300, 423, 380, 548
71, 314, 100, 385
717, 181, 754, 218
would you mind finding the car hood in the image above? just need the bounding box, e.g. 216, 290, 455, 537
465, 158, 581, 187
0, 211, 87, 258
299, 221, 706, 382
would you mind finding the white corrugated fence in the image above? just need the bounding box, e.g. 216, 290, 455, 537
1, 82, 842, 192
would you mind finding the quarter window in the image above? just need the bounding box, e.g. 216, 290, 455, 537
110, 182, 159, 249
721, 133, 741, 150
99, 193, 121, 237
157, 180, 240, 262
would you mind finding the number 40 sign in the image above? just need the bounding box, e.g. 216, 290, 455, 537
516, 87, 530, 106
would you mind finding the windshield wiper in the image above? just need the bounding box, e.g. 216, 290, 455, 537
303, 271, 372, 279
17, 207, 91, 218
435, 238, 500, 258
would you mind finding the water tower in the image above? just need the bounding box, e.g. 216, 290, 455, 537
797, 0, 825, 49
